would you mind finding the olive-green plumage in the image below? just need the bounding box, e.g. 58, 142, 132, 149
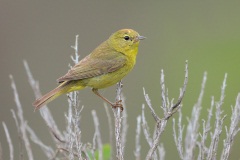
33, 29, 145, 109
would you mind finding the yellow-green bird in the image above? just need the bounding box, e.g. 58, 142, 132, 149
33, 29, 145, 110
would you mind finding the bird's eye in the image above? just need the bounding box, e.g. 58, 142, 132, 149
124, 36, 130, 41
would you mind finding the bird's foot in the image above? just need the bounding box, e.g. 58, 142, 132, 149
111, 100, 123, 112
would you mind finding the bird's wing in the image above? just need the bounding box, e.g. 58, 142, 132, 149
57, 53, 126, 83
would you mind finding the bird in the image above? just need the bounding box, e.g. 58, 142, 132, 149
33, 29, 145, 110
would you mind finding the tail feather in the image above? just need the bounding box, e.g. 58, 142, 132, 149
33, 85, 63, 110
33, 81, 86, 110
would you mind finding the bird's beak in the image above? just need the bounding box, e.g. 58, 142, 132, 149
137, 35, 146, 40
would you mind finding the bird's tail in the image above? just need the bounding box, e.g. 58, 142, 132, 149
33, 81, 85, 110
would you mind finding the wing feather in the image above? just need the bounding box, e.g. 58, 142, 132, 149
57, 52, 126, 83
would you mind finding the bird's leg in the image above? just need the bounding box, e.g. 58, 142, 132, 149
92, 88, 123, 111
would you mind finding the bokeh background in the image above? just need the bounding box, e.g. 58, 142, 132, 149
1, 1, 240, 159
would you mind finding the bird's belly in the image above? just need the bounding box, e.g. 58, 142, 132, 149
83, 66, 132, 89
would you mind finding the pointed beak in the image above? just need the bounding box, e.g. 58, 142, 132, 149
137, 35, 146, 40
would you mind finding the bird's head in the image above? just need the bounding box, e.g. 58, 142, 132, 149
108, 29, 145, 55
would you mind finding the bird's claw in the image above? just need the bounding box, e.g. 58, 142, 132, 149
112, 100, 123, 112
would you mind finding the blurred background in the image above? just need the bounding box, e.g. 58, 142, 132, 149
1, 1, 240, 159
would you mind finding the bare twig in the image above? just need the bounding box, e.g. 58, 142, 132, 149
92, 110, 103, 160
65, 94, 74, 160
145, 119, 166, 160
158, 143, 165, 160
64, 34, 83, 160
92, 132, 97, 160
2, 122, 14, 160
112, 81, 124, 160
170, 60, 188, 112
104, 103, 113, 159
145, 61, 188, 160
25, 124, 54, 158
164, 60, 188, 120
221, 93, 240, 160
74, 106, 83, 159
50, 128, 65, 144
11, 110, 24, 160
56, 147, 81, 158
65, 92, 84, 160
141, 104, 153, 146
23, 60, 64, 142
184, 72, 207, 160
173, 110, 184, 159
207, 74, 227, 160
121, 95, 128, 155
160, 69, 167, 112
134, 116, 141, 160
71, 35, 80, 64
143, 88, 160, 122
9, 75, 34, 160
199, 96, 214, 159
141, 104, 158, 160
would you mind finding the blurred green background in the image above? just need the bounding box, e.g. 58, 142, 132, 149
1, 1, 240, 159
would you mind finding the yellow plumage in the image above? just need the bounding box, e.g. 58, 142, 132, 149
33, 29, 145, 109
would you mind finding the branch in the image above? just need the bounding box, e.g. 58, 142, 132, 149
25, 124, 54, 158
221, 93, 240, 159
145, 61, 188, 160
170, 60, 188, 112
92, 110, 103, 160
2, 122, 14, 160
112, 81, 124, 160
121, 95, 128, 155
184, 72, 207, 160
207, 74, 227, 160
173, 110, 184, 160
134, 116, 141, 160
23, 60, 64, 142
198, 96, 214, 159
9, 75, 34, 160
143, 88, 160, 122
10, 110, 24, 160
141, 104, 158, 160
104, 103, 113, 159
158, 144, 165, 160
71, 35, 80, 64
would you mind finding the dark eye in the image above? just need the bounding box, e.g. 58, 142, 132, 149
124, 36, 130, 41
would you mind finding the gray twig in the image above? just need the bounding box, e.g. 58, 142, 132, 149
71, 35, 80, 64
65, 34, 83, 160
170, 60, 188, 112
221, 94, 240, 159
141, 104, 153, 146
158, 143, 165, 160
9, 75, 34, 160
25, 124, 54, 158
112, 81, 124, 160
173, 110, 184, 160
23, 60, 64, 142
145, 61, 188, 160
199, 96, 214, 159
92, 110, 103, 160
207, 74, 227, 160
184, 72, 207, 160
143, 88, 160, 122
11, 110, 24, 160
134, 115, 141, 160
2, 122, 14, 160
141, 104, 158, 160
121, 95, 128, 155
104, 103, 113, 159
